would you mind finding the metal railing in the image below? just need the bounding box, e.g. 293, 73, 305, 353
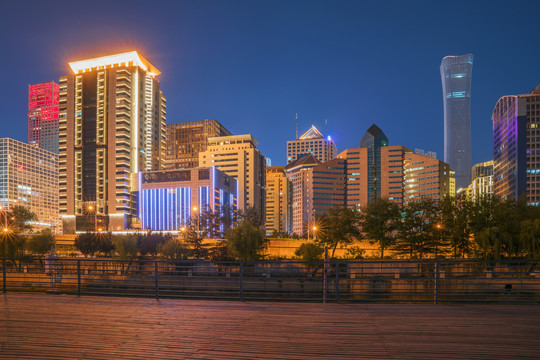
1, 258, 539, 303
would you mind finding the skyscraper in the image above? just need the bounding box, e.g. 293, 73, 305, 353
287, 125, 337, 165
59, 51, 166, 233
471, 160, 493, 200
166, 119, 231, 170
440, 54, 473, 190
359, 124, 389, 202
265, 166, 292, 235
492, 86, 540, 203
199, 134, 266, 226
28, 82, 60, 154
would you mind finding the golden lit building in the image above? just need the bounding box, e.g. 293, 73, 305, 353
59, 51, 166, 233
265, 166, 291, 235
287, 125, 337, 165
471, 160, 493, 200
166, 119, 231, 169
199, 134, 266, 226
403, 153, 451, 204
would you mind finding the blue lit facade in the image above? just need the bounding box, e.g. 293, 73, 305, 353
440, 54, 473, 190
140, 167, 237, 234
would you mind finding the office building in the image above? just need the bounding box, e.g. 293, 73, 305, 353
471, 160, 493, 200
166, 119, 231, 170
0, 138, 59, 233
139, 167, 237, 235
58, 51, 167, 233
28, 82, 60, 154
359, 124, 389, 203
199, 134, 266, 225
491, 86, 540, 204
440, 54, 473, 190
287, 125, 337, 165
403, 152, 451, 204
265, 166, 291, 235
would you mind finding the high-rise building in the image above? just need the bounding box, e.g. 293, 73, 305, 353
265, 166, 292, 235
491, 86, 540, 203
287, 125, 337, 165
285, 155, 346, 236
471, 160, 493, 200
359, 124, 389, 202
166, 119, 231, 170
0, 138, 60, 233
441, 54, 473, 190
403, 152, 451, 204
28, 82, 60, 154
199, 134, 266, 225
58, 51, 167, 233
139, 167, 237, 236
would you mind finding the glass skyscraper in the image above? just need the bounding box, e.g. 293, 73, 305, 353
440, 54, 473, 191
359, 124, 388, 202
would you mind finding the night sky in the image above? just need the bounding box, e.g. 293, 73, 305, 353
2, 0, 540, 167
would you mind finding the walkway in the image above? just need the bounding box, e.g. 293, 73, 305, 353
1, 293, 539, 359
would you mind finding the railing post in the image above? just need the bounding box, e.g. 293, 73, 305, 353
2, 259, 6, 293
77, 260, 81, 296
335, 261, 339, 303
434, 261, 439, 304
154, 261, 159, 299
239, 262, 244, 301
323, 246, 328, 304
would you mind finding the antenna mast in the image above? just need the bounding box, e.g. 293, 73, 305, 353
295, 113, 298, 139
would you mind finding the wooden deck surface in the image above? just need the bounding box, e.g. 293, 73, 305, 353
1, 293, 539, 359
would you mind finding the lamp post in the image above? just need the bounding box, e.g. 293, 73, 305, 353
435, 223, 442, 258
312, 226, 317, 241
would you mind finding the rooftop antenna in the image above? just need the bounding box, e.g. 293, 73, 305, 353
295, 113, 298, 139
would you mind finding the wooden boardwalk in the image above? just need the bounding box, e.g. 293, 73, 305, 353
1, 293, 539, 359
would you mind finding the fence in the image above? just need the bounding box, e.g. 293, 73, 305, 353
1, 258, 539, 303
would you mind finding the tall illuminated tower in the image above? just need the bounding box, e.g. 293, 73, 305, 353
440, 54, 473, 190
28, 82, 60, 154
58, 51, 166, 233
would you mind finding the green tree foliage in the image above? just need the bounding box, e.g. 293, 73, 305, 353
238, 206, 264, 229
316, 207, 360, 257
295, 242, 324, 262
358, 198, 400, 259
158, 238, 190, 260
74, 232, 114, 256
345, 245, 366, 259
6, 205, 38, 233
27, 229, 55, 257
0, 233, 25, 258
395, 199, 439, 259
226, 220, 267, 261
520, 218, 540, 259
137, 233, 170, 257
440, 196, 471, 258
111, 234, 138, 260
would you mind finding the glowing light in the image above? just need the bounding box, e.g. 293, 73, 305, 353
68, 51, 161, 76
327, 136, 331, 141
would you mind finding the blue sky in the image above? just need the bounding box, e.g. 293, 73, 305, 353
1, 0, 540, 166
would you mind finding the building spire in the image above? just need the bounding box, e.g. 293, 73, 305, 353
295, 113, 298, 139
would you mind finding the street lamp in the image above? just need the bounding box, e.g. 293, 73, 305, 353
312, 226, 317, 241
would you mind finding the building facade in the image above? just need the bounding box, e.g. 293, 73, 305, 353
265, 166, 291, 235
28, 82, 60, 154
287, 125, 337, 165
0, 138, 59, 233
199, 134, 266, 225
139, 167, 237, 235
471, 160, 493, 200
59, 51, 167, 233
440, 54, 473, 190
403, 152, 451, 204
166, 119, 231, 170
492, 88, 537, 202
359, 124, 389, 203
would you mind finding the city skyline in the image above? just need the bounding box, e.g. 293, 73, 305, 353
3, 1, 540, 169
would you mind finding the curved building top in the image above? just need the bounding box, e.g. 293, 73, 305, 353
68, 51, 160, 76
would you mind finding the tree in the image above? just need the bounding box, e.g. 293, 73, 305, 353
0, 232, 25, 258
440, 196, 471, 258
295, 242, 324, 262
111, 234, 138, 260
7, 205, 38, 233
395, 199, 439, 259
358, 198, 400, 259
520, 218, 540, 259
27, 229, 55, 257
74, 232, 113, 257
137, 233, 170, 257
316, 207, 360, 257
184, 226, 210, 259
226, 220, 267, 262
159, 238, 190, 260
238, 206, 264, 229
